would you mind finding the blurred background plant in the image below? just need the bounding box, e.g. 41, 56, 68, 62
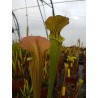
12, 42, 32, 98
12, 43, 32, 78
20, 79, 33, 98
19, 36, 50, 98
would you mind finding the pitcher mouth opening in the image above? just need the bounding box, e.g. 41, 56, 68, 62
49, 35, 65, 43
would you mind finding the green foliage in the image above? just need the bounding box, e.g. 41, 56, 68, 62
47, 38, 63, 98
20, 79, 33, 98
12, 43, 31, 78
67, 56, 77, 62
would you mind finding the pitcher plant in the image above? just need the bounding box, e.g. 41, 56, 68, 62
20, 36, 50, 98
45, 15, 69, 98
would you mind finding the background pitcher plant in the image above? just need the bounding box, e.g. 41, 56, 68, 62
19, 36, 50, 98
